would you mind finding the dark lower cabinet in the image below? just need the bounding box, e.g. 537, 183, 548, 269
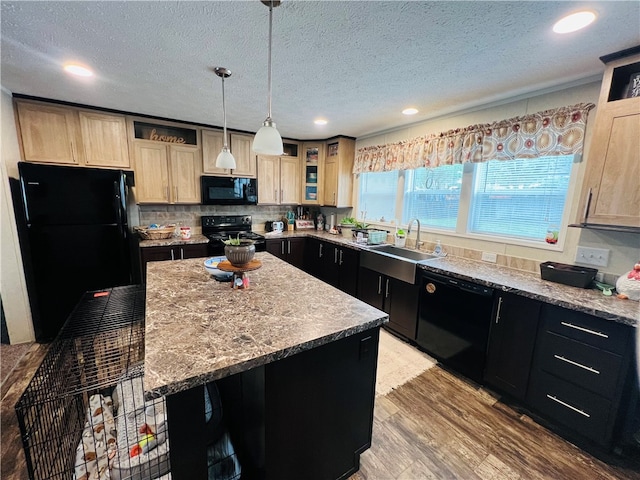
140, 243, 208, 281
526, 304, 633, 449
216, 327, 380, 480
266, 237, 305, 269
305, 238, 359, 296
484, 292, 541, 400
357, 266, 419, 340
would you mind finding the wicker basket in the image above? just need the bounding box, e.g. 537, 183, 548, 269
134, 225, 176, 240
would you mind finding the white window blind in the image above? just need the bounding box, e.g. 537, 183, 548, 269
403, 165, 463, 229
358, 170, 398, 222
468, 155, 574, 241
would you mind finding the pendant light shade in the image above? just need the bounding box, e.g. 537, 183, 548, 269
253, 0, 284, 156
214, 66, 237, 169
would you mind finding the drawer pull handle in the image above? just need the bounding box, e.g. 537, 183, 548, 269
553, 355, 600, 374
560, 321, 608, 339
546, 394, 590, 418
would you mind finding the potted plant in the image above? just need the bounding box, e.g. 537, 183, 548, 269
339, 217, 357, 239
223, 235, 256, 266
395, 228, 407, 247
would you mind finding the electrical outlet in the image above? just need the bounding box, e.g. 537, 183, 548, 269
481, 252, 497, 263
575, 246, 610, 267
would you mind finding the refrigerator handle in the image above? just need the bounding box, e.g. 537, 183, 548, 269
113, 180, 124, 225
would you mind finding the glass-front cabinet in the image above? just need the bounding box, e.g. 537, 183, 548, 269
301, 142, 324, 205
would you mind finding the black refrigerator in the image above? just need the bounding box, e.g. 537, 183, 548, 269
16, 162, 137, 341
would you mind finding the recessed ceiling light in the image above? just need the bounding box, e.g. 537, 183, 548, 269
553, 11, 596, 34
402, 108, 418, 115
63, 64, 94, 77
314, 119, 328, 125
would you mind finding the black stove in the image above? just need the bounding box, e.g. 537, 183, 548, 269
202, 215, 266, 255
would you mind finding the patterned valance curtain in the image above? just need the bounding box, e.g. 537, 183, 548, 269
353, 103, 595, 173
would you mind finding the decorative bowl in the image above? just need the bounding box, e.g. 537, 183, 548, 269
224, 241, 256, 267
204, 257, 226, 275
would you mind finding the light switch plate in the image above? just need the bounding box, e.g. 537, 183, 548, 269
481, 252, 497, 263
575, 246, 610, 267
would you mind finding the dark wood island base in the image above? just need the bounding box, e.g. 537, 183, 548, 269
166, 327, 380, 480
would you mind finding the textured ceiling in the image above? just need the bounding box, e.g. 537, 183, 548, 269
2, 1, 639, 141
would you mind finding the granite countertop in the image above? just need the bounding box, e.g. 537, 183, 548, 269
138, 233, 209, 247
264, 230, 639, 327
143, 252, 388, 399
415, 257, 639, 327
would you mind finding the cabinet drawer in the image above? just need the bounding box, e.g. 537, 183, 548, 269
538, 331, 622, 399
528, 370, 613, 446
541, 304, 629, 354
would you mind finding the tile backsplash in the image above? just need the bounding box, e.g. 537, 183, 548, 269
137, 205, 315, 234
137, 205, 624, 285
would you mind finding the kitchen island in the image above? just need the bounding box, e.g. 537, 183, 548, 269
144, 252, 388, 479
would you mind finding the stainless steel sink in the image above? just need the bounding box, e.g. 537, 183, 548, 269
367, 244, 441, 261
360, 244, 440, 284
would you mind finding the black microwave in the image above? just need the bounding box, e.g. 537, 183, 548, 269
201, 176, 258, 205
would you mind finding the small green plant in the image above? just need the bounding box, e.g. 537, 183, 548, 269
223, 234, 242, 246
396, 229, 406, 237
340, 217, 356, 225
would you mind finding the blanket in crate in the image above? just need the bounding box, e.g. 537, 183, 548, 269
73, 364, 240, 480
73, 364, 168, 480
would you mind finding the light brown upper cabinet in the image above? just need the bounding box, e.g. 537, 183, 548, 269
323, 137, 355, 208
257, 144, 300, 205
578, 51, 640, 229
15, 100, 130, 169
16, 101, 81, 165
132, 140, 201, 204
202, 129, 256, 178
78, 111, 130, 168
301, 142, 325, 205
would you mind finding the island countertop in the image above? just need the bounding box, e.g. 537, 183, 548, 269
143, 252, 389, 399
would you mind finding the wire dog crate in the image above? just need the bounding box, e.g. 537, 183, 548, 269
15, 284, 241, 480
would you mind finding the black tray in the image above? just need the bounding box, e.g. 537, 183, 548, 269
540, 261, 598, 288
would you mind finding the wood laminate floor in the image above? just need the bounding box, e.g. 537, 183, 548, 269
2, 342, 640, 479
352, 366, 640, 479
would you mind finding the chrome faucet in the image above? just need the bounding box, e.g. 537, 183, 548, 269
407, 218, 422, 250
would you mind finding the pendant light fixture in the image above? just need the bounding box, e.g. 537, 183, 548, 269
214, 66, 236, 169
253, 0, 284, 156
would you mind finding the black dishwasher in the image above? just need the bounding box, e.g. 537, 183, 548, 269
416, 271, 494, 383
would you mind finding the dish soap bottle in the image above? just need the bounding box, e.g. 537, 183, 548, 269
433, 240, 442, 256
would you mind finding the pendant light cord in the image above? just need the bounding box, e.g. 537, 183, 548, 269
221, 75, 229, 149
267, 0, 273, 121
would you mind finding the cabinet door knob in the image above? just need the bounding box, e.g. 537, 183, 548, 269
180, 247, 184, 260
319, 243, 323, 258
377, 276, 382, 295
281, 240, 285, 255
385, 279, 390, 298
170, 248, 175, 261
288, 240, 291, 255
339, 250, 343, 265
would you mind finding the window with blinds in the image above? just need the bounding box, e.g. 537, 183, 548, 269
357, 155, 574, 246
358, 170, 398, 222
403, 166, 463, 229
468, 155, 574, 241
